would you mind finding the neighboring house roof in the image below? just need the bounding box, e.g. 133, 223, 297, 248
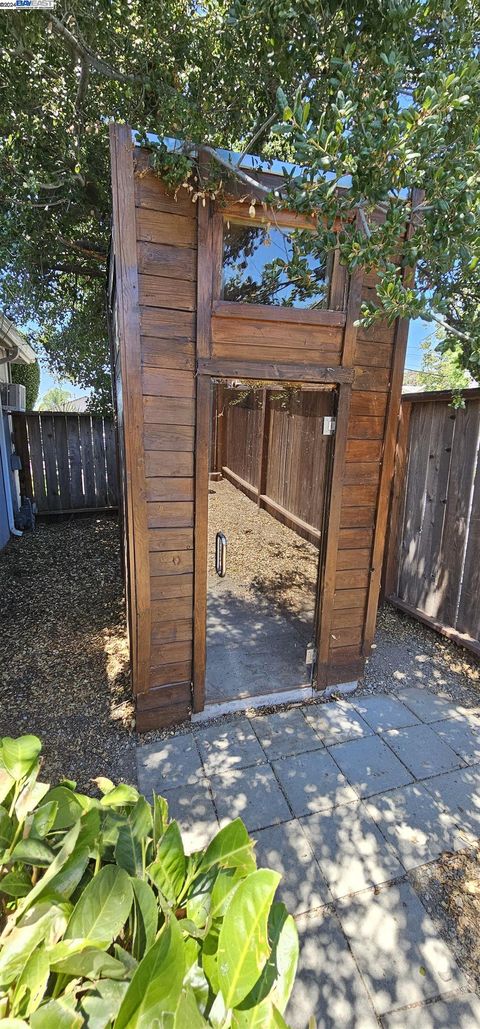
0, 311, 36, 365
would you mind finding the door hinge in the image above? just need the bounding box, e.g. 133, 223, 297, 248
323, 416, 336, 436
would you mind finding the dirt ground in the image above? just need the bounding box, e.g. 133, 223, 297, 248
0, 516, 136, 790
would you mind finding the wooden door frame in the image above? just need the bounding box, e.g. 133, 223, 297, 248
192, 365, 353, 713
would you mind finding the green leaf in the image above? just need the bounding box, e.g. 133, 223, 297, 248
51, 946, 127, 980
37, 787, 83, 831
173, 988, 208, 1027
217, 869, 281, 1009
0, 1020, 30, 1028
235, 904, 298, 1016
1, 736, 42, 781
0, 768, 14, 805
65, 864, 133, 945
99, 784, 139, 808
79, 979, 129, 1029
93, 776, 116, 795
114, 916, 185, 1027
0, 807, 12, 851
30, 996, 83, 1028
9, 839, 54, 867
131, 878, 158, 960
147, 820, 185, 903
44, 844, 90, 900
153, 793, 169, 847
0, 903, 67, 987
115, 796, 152, 876
200, 819, 256, 875
11, 945, 49, 1017
15, 781, 50, 822
29, 800, 58, 839
0, 868, 32, 899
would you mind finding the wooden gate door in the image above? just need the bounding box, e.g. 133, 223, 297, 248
191, 197, 357, 712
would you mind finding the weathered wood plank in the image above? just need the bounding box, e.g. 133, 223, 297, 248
150, 550, 194, 575
137, 240, 196, 280
146, 477, 194, 502
141, 337, 195, 371
145, 451, 194, 477
143, 396, 195, 425
136, 208, 197, 247
147, 501, 194, 528
139, 274, 196, 311
142, 367, 196, 399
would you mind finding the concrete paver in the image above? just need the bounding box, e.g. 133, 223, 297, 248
252, 818, 330, 915
272, 748, 357, 816
352, 693, 421, 733
250, 707, 323, 759
300, 801, 404, 898
384, 723, 464, 779
302, 702, 372, 745
329, 734, 412, 798
208, 762, 291, 832
365, 782, 458, 870
337, 879, 467, 1014
194, 716, 267, 775
394, 686, 458, 723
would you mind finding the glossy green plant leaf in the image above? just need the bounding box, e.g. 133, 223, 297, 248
0, 768, 14, 805
9, 839, 54, 868
37, 787, 83, 831
0, 904, 66, 987
0, 868, 32, 899
114, 797, 152, 877
65, 865, 133, 945
40, 845, 90, 901
217, 869, 281, 1010
153, 793, 169, 848
173, 987, 208, 1027
200, 819, 256, 876
30, 995, 84, 1028
15, 781, 50, 823
131, 878, 158, 960
1, 737, 42, 782
235, 903, 298, 1016
11, 945, 49, 1018
79, 978, 129, 1029
147, 820, 185, 903
99, 784, 139, 808
50, 946, 127, 980
0, 806, 12, 852
29, 800, 58, 839
114, 916, 185, 1027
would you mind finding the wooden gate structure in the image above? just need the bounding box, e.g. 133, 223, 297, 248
109, 124, 418, 730
384, 388, 480, 657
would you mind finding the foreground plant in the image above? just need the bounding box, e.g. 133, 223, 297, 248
0, 735, 298, 1027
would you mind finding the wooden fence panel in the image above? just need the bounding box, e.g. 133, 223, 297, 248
11, 412, 119, 515
384, 389, 480, 657
214, 386, 334, 545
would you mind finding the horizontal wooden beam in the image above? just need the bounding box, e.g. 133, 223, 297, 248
401, 387, 480, 405
388, 596, 480, 659
212, 300, 346, 328
198, 359, 353, 384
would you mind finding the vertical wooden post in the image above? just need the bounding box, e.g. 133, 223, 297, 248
382, 399, 412, 598
193, 373, 211, 712
257, 388, 270, 505
363, 188, 424, 654
316, 382, 352, 685
109, 123, 151, 696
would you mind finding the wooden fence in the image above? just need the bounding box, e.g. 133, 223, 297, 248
384, 388, 480, 657
210, 386, 335, 545
12, 412, 119, 515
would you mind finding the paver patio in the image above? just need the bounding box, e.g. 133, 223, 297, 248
136, 685, 480, 1027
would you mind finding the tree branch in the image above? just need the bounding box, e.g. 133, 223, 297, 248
47, 14, 145, 85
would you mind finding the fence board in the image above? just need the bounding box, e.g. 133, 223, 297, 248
385, 390, 480, 654
11, 412, 119, 515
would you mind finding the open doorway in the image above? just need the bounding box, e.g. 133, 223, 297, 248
204, 380, 335, 705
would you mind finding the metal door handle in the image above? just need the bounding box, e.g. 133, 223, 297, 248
215, 532, 227, 577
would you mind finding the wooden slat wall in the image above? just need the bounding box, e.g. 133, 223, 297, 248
385, 392, 480, 656
134, 157, 197, 729
12, 412, 119, 514
323, 288, 395, 687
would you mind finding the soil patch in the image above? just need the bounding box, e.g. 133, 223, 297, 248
0, 516, 135, 791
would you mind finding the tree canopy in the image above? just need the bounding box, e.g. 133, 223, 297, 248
1, 1, 479, 409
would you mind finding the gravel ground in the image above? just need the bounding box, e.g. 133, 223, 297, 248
208, 477, 318, 623
0, 516, 136, 791
409, 847, 480, 995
